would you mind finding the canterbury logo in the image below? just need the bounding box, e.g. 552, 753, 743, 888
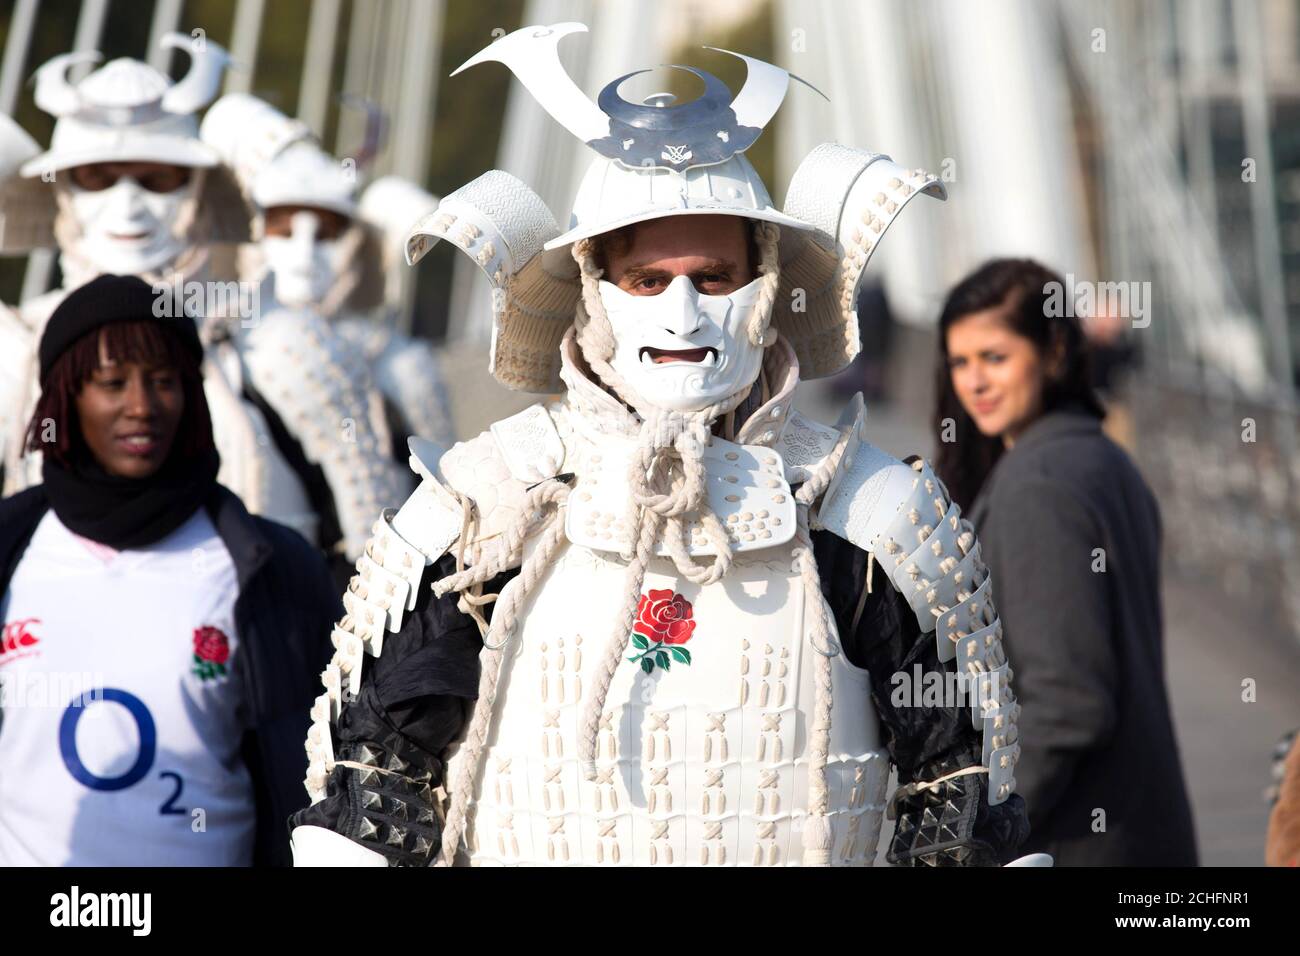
1, 618, 41, 655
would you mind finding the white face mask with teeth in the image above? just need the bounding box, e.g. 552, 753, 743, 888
262, 210, 348, 310
597, 273, 766, 413
64, 175, 198, 276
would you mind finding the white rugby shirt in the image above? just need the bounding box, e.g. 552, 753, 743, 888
0, 508, 256, 865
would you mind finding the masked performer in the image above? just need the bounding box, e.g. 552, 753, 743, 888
290, 23, 1029, 868
201, 94, 455, 454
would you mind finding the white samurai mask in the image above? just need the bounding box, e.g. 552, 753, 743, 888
19, 34, 249, 277
598, 272, 767, 413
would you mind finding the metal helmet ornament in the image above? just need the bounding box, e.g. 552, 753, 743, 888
451, 21, 819, 249
406, 22, 947, 398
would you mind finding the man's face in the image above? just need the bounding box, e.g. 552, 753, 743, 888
61, 161, 200, 275
596, 215, 767, 412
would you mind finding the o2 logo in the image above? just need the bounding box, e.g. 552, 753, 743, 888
59, 688, 187, 815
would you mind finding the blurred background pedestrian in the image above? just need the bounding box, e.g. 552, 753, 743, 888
932, 258, 1198, 865
1265, 728, 1300, 866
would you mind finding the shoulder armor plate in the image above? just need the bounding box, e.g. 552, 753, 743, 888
813, 397, 1021, 801
867, 457, 1021, 805
488, 403, 566, 483
436, 405, 564, 566
776, 408, 842, 486
814, 396, 917, 554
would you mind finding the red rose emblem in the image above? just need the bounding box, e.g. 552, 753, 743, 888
629, 589, 698, 675
192, 626, 231, 682
635, 589, 696, 646
193, 626, 230, 664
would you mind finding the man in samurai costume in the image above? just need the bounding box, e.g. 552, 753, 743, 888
200, 93, 456, 454
290, 22, 1030, 867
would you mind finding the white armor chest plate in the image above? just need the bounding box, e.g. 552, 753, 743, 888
447, 535, 890, 866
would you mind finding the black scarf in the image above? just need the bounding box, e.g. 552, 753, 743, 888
41, 446, 221, 551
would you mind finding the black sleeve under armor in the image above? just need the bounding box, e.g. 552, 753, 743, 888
813, 529, 1029, 866
289, 552, 519, 866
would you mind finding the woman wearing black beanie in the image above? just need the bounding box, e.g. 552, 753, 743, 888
0, 275, 336, 866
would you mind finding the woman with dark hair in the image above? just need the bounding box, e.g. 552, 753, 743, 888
0, 274, 336, 866
934, 258, 1197, 866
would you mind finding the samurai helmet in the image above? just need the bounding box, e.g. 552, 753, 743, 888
23, 33, 227, 176
200, 93, 384, 316
3, 33, 251, 263
406, 22, 946, 396
453, 21, 817, 250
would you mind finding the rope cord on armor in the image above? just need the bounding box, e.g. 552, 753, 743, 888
431, 477, 573, 866
914, 764, 989, 790
333, 759, 403, 778
849, 557, 875, 637
447, 488, 494, 639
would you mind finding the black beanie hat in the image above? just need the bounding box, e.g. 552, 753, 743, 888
38, 274, 204, 380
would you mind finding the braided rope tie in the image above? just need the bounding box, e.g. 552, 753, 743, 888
578, 504, 666, 783
433, 478, 572, 867
747, 220, 782, 347
575, 411, 737, 781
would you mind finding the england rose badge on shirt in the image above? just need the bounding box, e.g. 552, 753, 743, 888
191, 626, 230, 682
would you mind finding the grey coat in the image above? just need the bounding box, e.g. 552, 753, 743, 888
970, 406, 1198, 866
